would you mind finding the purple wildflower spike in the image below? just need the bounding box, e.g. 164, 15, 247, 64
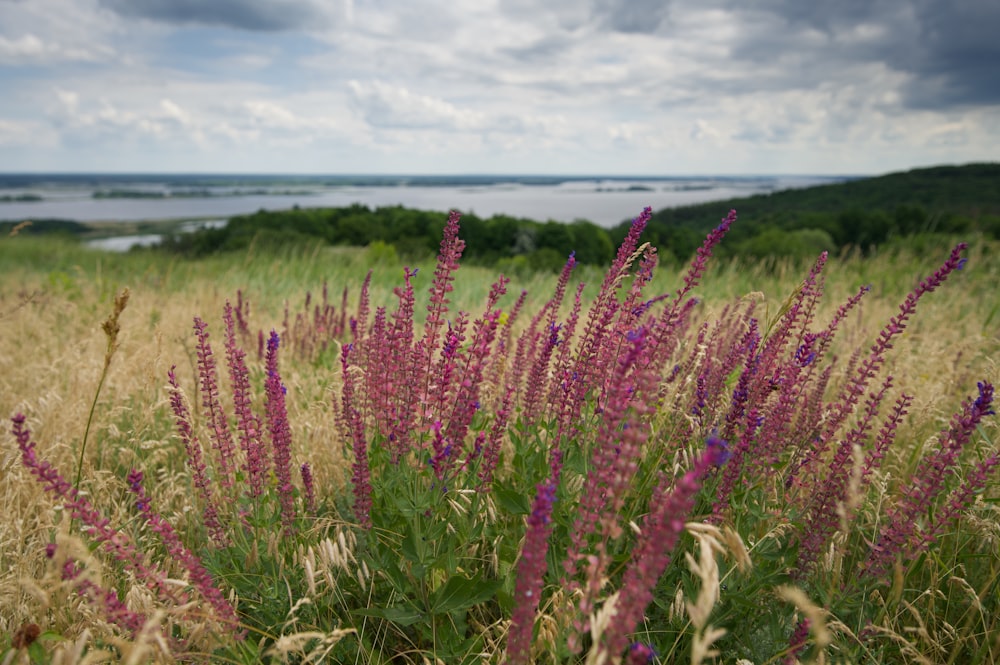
264, 331, 297, 533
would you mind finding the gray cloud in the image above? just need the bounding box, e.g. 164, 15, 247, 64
592, 0, 673, 33
894, 0, 1000, 108
98, 0, 334, 31
500, 0, 675, 34
706, 0, 1000, 109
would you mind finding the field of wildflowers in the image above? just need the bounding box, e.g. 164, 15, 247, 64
1, 208, 999, 664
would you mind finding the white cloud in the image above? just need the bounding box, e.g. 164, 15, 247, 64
0, 118, 58, 147
348, 81, 486, 131
0, 32, 114, 63
244, 100, 300, 129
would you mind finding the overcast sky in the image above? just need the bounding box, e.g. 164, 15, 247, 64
1, 0, 998, 175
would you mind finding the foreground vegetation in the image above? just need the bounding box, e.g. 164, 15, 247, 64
1, 208, 999, 664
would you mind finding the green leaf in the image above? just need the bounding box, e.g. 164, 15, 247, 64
495, 484, 531, 516
429, 574, 503, 614
354, 604, 425, 627
425, 519, 448, 542
401, 530, 421, 563
378, 556, 410, 591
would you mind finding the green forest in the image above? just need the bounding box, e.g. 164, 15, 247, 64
6, 163, 999, 270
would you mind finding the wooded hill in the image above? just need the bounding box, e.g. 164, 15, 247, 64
626, 162, 1000, 262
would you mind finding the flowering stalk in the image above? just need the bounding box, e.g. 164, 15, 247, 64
446, 303, 504, 445
264, 331, 297, 534
419, 210, 466, 404
521, 322, 562, 427
477, 385, 514, 491
925, 447, 1000, 548
75, 288, 130, 503
429, 419, 455, 483
167, 368, 227, 545
863, 380, 994, 580
193, 317, 237, 492
127, 469, 242, 634
556, 209, 651, 426
488, 288, 528, 399
426, 314, 467, 425
351, 269, 374, 358
13, 414, 181, 605
340, 344, 372, 528
301, 463, 317, 514
61, 558, 150, 638
506, 474, 560, 665
224, 301, 268, 498
862, 393, 913, 482
644, 210, 736, 375
385, 267, 420, 459
562, 328, 660, 647
710, 413, 757, 522
598, 437, 730, 662
795, 244, 968, 487
548, 282, 586, 416
784, 619, 811, 665
796, 376, 896, 573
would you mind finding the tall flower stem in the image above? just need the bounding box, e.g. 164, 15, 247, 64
73, 288, 129, 526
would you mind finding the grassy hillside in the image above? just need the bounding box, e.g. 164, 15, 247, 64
621, 163, 1000, 261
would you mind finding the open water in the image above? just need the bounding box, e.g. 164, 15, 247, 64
1, 174, 851, 250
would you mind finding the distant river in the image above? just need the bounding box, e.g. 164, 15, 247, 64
0, 175, 847, 230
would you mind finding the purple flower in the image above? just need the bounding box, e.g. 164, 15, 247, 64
974, 381, 996, 415
62, 559, 149, 637
193, 317, 237, 490
265, 330, 297, 534
127, 468, 243, 635
506, 478, 559, 665
167, 367, 227, 544
224, 301, 267, 499
627, 642, 657, 665
12, 415, 185, 607
340, 344, 372, 528
785, 619, 811, 665
300, 463, 317, 514
864, 379, 994, 580
599, 444, 722, 661
706, 431, 730, 466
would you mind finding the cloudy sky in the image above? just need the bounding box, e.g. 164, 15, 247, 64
1, 0, 998, 175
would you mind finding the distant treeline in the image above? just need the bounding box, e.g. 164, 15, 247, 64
158, 204, 618, 272
159, 163, 999, 268
5, 164, 998, 268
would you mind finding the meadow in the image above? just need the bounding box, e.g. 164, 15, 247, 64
1, 208, 998, 664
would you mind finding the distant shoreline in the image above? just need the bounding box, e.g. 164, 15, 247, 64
0, 174, 850, 229
0, 172, 859, 184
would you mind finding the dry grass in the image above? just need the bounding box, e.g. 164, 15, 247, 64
1, 232, 998, 663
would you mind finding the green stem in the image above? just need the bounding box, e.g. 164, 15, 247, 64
71, 364, 110, 529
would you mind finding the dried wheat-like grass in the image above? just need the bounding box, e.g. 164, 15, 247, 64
776, 585, 833, 662
684, 523, 729, 665
584, 591, 619, 665
263, 627, 356, 664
